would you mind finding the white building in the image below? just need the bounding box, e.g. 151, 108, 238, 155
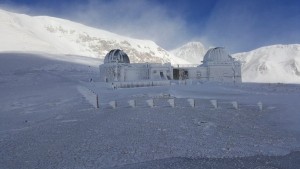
99, 49, 173, 83
99, 47, 241, 85
173, 47, 242, 83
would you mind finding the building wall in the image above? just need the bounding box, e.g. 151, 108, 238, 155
122, 66, 149, 81
188, 67, 208, 81
99, 64, 114, 82
149, 67, 172, 80
99, 64, 126, 82
99, 63, 172, 82
99, 62, 241, 83
208, 65, 233, 82
180, 62, 241, 83
232, 63, 242, 83
207, 63, 241, 83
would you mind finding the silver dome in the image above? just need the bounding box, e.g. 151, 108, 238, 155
203, 47, 234, 64
104, 49, 130, 64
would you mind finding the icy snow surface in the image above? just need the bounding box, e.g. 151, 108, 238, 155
0, 52, 300, 169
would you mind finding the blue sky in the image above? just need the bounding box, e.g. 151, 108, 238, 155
1, 0, 300, 53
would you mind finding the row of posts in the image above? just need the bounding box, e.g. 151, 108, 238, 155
107, 99, 263, 111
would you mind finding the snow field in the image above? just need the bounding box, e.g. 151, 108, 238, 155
1, 52, 300, 168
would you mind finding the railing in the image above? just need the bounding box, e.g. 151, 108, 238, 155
99, 98, 264, 111
172, 64, 199, 68
112, 80, 171, 89
78, 84, 264, 111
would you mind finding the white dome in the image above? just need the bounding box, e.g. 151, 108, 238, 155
203, 47, 234, 64
104, 49, 130, 64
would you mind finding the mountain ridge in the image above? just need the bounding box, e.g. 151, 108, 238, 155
170, 41, 207, 64
233, 44, 300, 83
172, 41, 300, 84
0, 9, 185, 64
1, 9, 300, 84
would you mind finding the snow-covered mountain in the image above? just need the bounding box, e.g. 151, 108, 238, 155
170, 42, 207, 64
233, 44, 300, 84
2, 9, 300, 84
0, 9, 187, 64
171, 41, 300, 84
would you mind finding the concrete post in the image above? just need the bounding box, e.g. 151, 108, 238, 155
188, 99, 195, 107
109, 101, 117, 109
168, 99, 175, 108
231, 101, 238, 110
257, 101, 263, 111
146, 99, 154, 108
128, 100, 136, 108
210, 100, 218, 109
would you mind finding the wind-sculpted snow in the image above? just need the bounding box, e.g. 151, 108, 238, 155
0, 53, 300, 169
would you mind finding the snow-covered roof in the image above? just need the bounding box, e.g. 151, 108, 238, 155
202, 47, 234, 64
104, 49, 130, 64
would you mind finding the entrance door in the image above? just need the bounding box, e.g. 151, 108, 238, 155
160, 71, 165, 79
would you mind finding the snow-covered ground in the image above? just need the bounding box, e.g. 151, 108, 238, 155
0, 52, 300, 169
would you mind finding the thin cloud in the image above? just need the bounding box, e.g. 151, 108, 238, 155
0, 0, 193, 50
62, 0, 191, 50
202, 0, 300, 53
0, 1, 30, 14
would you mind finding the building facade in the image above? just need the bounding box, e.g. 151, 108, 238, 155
173, 47, 242, 83
99, 49, 173, 82
99, 47, 242, 84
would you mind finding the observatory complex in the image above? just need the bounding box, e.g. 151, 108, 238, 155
99, 47, 241, 84
99, 49, 173, 82
173, 47, 242, 83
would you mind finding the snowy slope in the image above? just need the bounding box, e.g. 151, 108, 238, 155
233, 44, 300, 84
170, 42, 207, 64
168, 53, 192, 65
1, 52, 300, 169
0, 9, 187, 64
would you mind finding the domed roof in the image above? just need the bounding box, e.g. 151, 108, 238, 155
202, 47, 234, 64
104, 49, 130, 64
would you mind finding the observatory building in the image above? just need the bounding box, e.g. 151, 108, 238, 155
99, 47, 241, 85
173, 47, 242, 83
99, 49, 173, 82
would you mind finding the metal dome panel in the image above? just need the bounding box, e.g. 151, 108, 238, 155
203, 47, 234, 64
104, 49, 130, 64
